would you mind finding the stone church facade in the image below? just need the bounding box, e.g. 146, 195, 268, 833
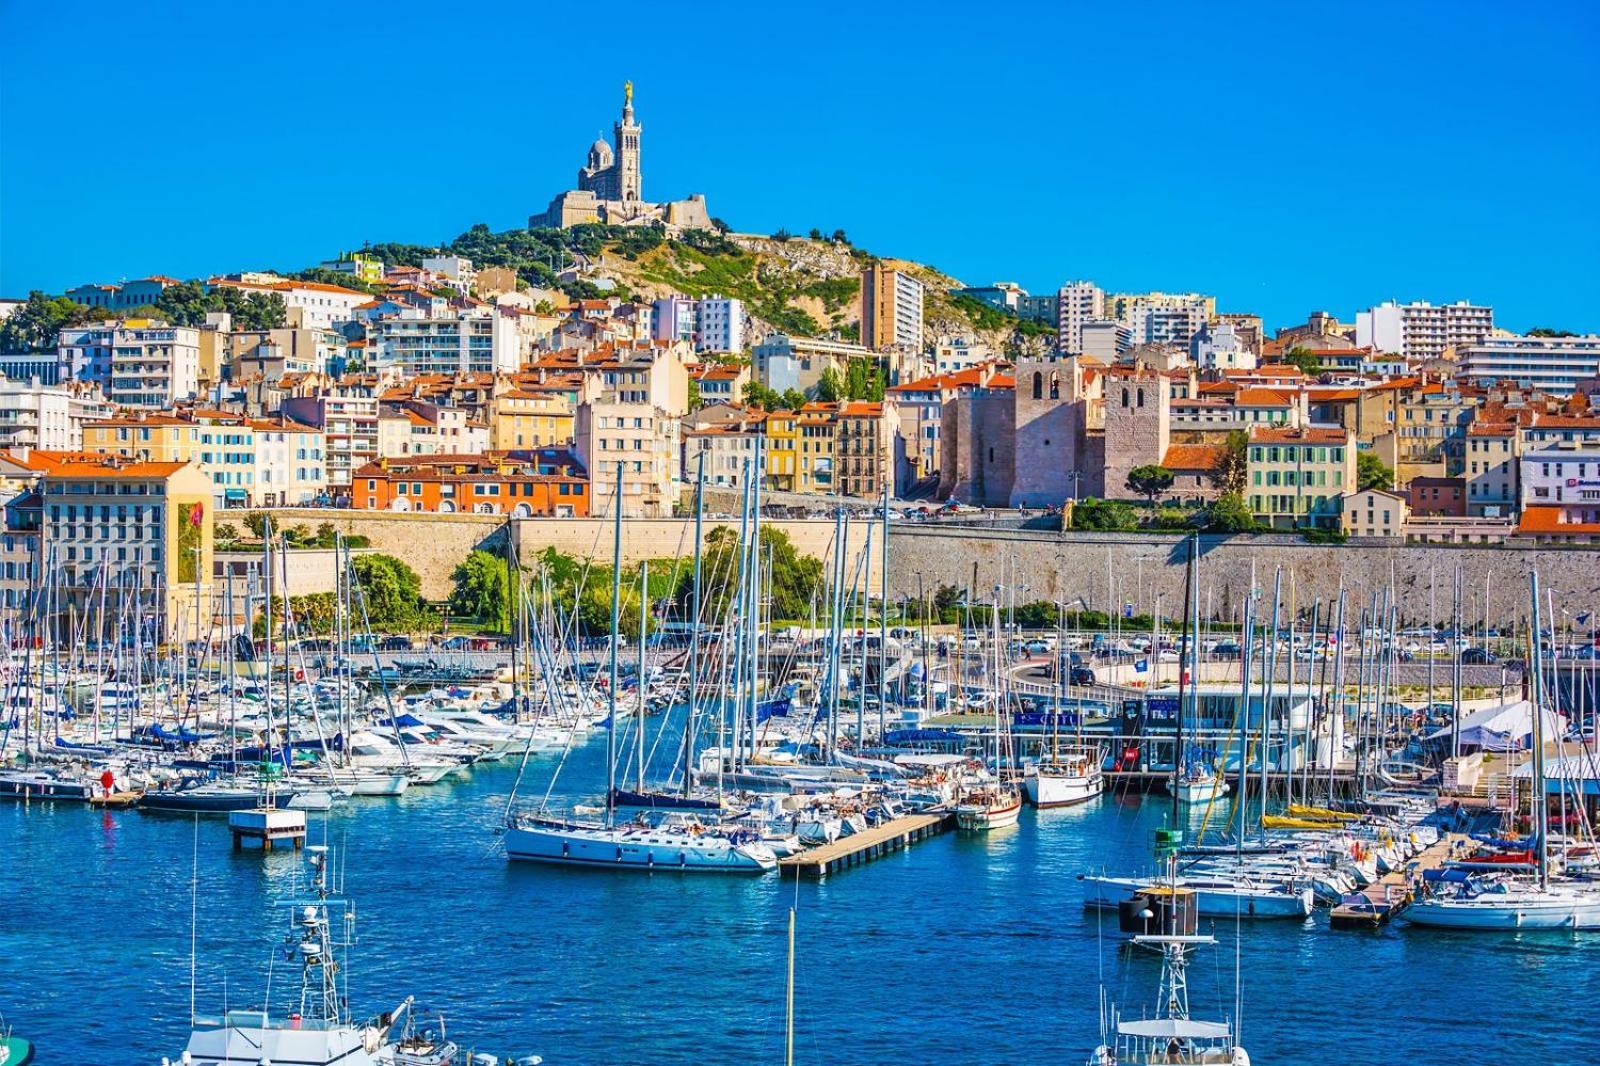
530, 83, 713, 231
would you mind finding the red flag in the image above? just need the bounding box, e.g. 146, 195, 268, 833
188, 501, 204, 528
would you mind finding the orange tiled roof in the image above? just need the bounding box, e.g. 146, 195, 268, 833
1161, 444, 1224, 471
1249, 425, 1349, 445
1517, 507, 1600, 535
1234, 387, 1295, 406
46, 460, 190, 479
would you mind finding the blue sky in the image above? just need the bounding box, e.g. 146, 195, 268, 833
3, 1, 1596, 332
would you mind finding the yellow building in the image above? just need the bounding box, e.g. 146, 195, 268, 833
83, 414, 202, 464
489, 387, 575, 450
1246, 425, 1354, 530
795, 403, 839, 494
763, 410, 800, 492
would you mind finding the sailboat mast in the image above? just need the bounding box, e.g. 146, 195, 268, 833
682, 449, 705, 799
1529, 569, 1550, 891
636, 559, 648, 794
1172, 533, 1195, 825
605, 462, 623, 826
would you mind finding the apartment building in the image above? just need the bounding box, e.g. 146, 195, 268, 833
1342, 488, 1409, 538
1457, 334, 1600, 396
836, 401, 898, 499
38, 457, 214, 640
682, 413, 765, 490
575, 401, 680, 517
367, 309, 522, 375
249, 416, 328, 507
1246, 425, 1354, 529
59, 320, 200, 408
1464, 421, 1518, 517
762, 404, 838, 495
281, 389, 380, 496
0, 376, 112, 451
487, 387, 574, 450
377, 400, 490, 458
695, 295, 745, 353
1355, 300, 1494, 360
861, 266, 924, 351
351, 454, 587, 517
1055, 281, 1105, 355
753, 334, 875, 395
64, 276, 181, 311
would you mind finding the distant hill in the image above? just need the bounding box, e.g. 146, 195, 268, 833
332, 223, 1052, 354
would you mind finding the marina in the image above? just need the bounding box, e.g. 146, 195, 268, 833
5, 508, 1600, 1062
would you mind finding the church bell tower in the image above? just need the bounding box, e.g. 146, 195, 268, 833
615, 80, 642, 203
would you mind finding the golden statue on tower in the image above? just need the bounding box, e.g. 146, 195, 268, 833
624, 80, 633, 106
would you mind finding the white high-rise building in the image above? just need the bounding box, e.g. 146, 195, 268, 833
1458, 334, 1600, 396
1354, 300, 1494, 360
695, 295, 745, 353
0, 376, 112, 450
1055, 281, 1104, 354
367, 309, 522, 375
58, 321, 200, 408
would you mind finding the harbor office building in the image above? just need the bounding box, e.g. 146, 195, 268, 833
961, 684, 1330, 782
38, 458, 214, 643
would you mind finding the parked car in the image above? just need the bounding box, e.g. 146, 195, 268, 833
1461, 647, 1498, 665
1069, 666, 1097, 686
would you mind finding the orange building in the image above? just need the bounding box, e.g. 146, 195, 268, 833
351, 453, 588, 517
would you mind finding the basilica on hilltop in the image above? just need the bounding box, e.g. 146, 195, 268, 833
529, 82, 713, 231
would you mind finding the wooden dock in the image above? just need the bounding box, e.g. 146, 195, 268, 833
779, 812, 953, 879
87, 790, 141, 809
1329, 833, 1469, 928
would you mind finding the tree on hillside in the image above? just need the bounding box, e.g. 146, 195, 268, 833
1529, 328, 1576, 338
1357, 452, 1394, 492
1208, 430, 1249, 496
1126, 464, 1175, 506
155, 281, 286, 330
843, 357, 886, 401
0, 292, 109, 351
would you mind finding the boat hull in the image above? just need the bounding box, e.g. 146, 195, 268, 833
1080, 874, 1313, 918
1406, 890, 1600, 930
1024, 770, 1103, 808
504, 821, 777, 873
956, 798, 1023, 831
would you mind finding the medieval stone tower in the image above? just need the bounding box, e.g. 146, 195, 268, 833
1010, 355, 1092, 507
1102, 368, 1171, 502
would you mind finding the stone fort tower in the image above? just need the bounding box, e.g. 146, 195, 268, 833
578, 81, 643, 203
1102, 367, 1171, 501
1010, 355, 1097, 507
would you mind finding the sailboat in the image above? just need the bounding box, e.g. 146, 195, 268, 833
1407, 569, 1600, 931
1025, 601, 1105, 808
501, 463, 778, 874
955, 585, 1023, 830
1089, 826, 1250, 1066
1165, 534, 1229, 807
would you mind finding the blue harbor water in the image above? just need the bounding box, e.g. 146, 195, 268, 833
4, 728, 1599, 1065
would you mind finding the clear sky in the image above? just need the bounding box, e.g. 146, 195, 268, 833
2, 0, 1596, 333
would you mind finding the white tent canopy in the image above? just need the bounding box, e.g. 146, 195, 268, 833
1425, 699, 1566, 749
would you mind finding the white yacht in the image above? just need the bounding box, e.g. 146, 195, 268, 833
1024, 746, 1105, 808
504, 810, 778, 873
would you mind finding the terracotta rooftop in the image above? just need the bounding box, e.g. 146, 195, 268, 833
1161, 444, 1225, 471
1517, 506, 1600, 535
1249, 425, 1350, 445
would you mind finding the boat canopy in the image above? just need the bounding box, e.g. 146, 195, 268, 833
1117, 1019, 1232, 1039
893, 753, 968, 769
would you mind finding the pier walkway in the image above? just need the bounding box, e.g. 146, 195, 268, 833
1329, 833, 1470, 928
779, 812, 953, 879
